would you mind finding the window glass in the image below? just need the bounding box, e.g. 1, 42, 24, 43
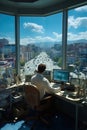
20, 13, 62, 81
67, 5, 87, 87
0, 14, 15, 87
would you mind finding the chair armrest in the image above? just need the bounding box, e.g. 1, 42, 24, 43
40, 96, 52, 104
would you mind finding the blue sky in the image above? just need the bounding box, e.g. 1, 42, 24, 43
0, 5, 87, 45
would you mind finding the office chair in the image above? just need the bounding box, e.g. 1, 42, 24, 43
24, 83, 52, 129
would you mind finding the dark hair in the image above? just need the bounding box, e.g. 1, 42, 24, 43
38, 64, 46, 73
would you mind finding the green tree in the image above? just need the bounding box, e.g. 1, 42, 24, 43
58, 57, 62, 67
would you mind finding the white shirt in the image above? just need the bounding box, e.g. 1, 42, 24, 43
31, 73, 60, 99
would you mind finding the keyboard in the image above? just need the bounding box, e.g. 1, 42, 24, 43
50, 82, 61, 88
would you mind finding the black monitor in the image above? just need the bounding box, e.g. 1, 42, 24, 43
53, 69, 69, 83
43, 70, 52, 82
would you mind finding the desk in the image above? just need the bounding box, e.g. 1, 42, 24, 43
7, 82, 25, 90
0, 82, 25, 108
55, 91, 84, 130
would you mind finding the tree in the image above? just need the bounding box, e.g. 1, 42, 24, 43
58, 57, 62, 67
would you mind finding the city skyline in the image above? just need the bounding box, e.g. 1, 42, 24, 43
0, 5, 87, 45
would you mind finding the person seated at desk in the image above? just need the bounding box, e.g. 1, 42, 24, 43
31, 63, 60, 99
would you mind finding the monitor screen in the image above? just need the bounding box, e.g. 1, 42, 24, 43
43, 70, 52, 82
53, 69, 69, 83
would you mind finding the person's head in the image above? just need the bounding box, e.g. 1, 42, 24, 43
37, 64, 46, 73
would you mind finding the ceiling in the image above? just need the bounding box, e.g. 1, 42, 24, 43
0, 0, 86, 16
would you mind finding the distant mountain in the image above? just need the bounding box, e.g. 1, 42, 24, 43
35, 42, 55, 48
68, 39, 87, 44
35, 39, 87, 48
24, 39, 87, 49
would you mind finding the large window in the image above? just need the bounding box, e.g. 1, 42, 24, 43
0, 4, 86, 86
67, 5, 87, 86
20, 13, 62, 79
0, 14, 15, 86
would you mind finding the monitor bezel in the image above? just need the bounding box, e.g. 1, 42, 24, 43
52, 69, 70, 83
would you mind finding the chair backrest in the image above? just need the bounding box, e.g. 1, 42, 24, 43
24, 84, 40, 110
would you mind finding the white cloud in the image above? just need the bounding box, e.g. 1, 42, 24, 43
20, 30, 87, 45
53, 32, 62, 39
20, 37, 35, 45
20, 35, 55, 45
36, 36, 55, 42
68, 31, 87, 41
20, 31, 63, 45
68, 16, 87, 28
23, 22, 44, 33
75, 5, 87, 12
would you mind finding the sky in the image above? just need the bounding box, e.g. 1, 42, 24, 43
0, 5, 87, 45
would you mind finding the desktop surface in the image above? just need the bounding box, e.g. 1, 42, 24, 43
50, 82, 61, 88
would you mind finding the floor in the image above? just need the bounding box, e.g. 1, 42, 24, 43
0, 102, 86, 130
0, 111, 76, 130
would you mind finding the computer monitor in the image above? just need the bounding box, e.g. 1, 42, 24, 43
53, 69, 69, 83
43, 70, 52, 82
